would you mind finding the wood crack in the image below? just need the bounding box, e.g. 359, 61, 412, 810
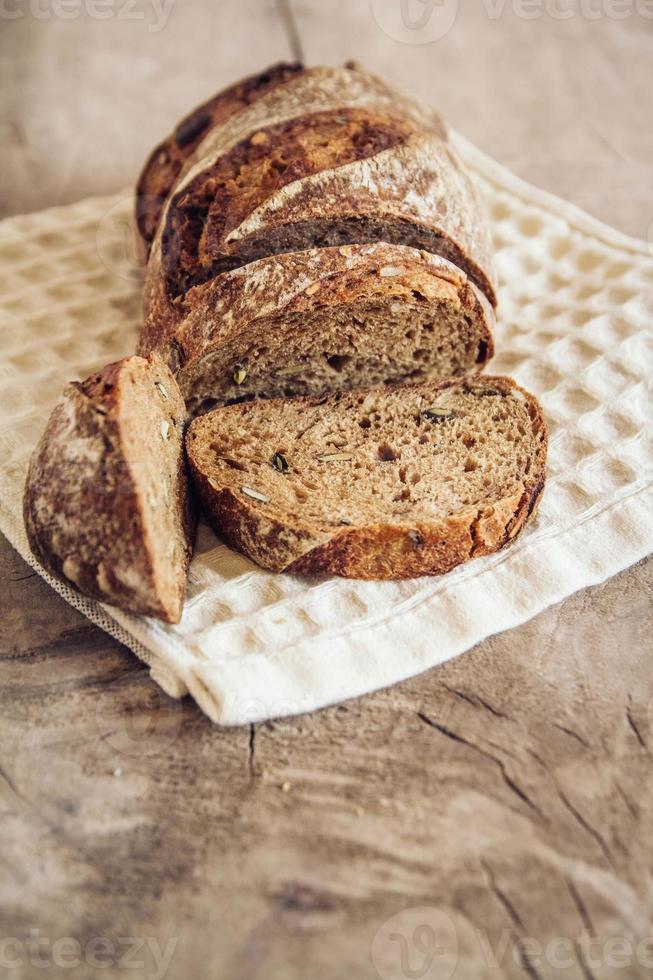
481, 860, 544, 980
527, 749, 613, 863
275, 0, 305, 63
553, 723, 590, 749
625, 701, 648, 751
439, 681, 509, 719
248, 723, 257, 778
416, 713, 545, 821
567, 878, 598, 980
0, 761, 33, 812
554, 783, 612, 863
614, 780, 638, 819
566, 877, 594, 936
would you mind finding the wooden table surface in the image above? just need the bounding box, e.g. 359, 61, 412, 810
1, 3, 652, 978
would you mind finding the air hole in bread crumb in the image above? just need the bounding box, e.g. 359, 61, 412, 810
464, 458, 479, 472
325, 353, 351, 372
378, 444, 397, 462
215, 456, 246, 472
359, 417, 371, 429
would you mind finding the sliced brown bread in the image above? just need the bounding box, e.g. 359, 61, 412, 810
135, 61, 449, 262
135, 62, 305, 257
141, 244, 495, 418
186, 376, 547, 579
24, 355, 195, 623
141, 64, 496, 356
160, 106, 419, 296
172, 130, 497, 307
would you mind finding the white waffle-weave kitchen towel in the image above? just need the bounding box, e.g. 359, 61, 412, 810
1, 133, 652, 726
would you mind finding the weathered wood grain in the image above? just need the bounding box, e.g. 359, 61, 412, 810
2, 530, 652, 979
1, 3, 652, 978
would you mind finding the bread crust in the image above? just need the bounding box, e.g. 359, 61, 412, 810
186, 376, 548, 580
216, 132, 497, 306
161, 107, 418, 296
135, 61, 446, 263
135, 62, 305, 258
23, 356, 195, 622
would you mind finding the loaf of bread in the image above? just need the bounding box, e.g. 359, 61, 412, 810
24, 63, 547, 623
138, 62, 498, 404
186, 376, 547, 578
24, 356, 195, 622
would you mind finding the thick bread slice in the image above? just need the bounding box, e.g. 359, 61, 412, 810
24, 355, 195, 623
179, 131, 497, 306
142, 244, 495, 418
135, 62, 305, 258
186, 376, 547, 579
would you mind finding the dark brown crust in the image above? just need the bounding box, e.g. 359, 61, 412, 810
23, 356, 196, 623
135, 62, 305, 257
161, 108, 417, 296
186, 376, 548, 580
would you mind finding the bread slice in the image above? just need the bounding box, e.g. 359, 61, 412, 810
142, 244, 495, 418
24, 355, 195, 623
179, 130, 497, 307
185, 376, 547, 579
135, 62, 305, 258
